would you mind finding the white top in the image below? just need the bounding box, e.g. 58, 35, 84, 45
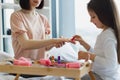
89, 28, 120, 80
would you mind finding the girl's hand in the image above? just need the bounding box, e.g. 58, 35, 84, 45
78, 51, 89, 60
78, 51, 96, 62
71, 35, 90, 51
71, 35, 83, 43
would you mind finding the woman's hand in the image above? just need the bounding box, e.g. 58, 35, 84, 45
54, 41, 65, 48
53, 38, 70, 48
45, 37, 71, 50
46, 38, 68, 50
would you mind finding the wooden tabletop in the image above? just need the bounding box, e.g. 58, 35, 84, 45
0, 61, 92, 80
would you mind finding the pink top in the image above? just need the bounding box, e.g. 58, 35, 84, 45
10, 10, 50, 60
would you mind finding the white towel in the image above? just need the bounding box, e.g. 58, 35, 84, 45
0, 51, 14, 62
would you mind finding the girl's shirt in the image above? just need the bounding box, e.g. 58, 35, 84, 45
90, 28, 119, 80
10, 10, 50, 60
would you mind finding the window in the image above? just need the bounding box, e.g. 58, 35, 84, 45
0, 0, 15, 56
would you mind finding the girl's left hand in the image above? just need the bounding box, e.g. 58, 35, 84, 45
78, 51, 90, 60
78, 51, 96, 62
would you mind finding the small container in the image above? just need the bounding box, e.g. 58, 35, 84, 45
39, 59, 51, 66
58, 56, 61, 64
66, 62, 81, 68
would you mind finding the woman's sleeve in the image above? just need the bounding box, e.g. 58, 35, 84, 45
10, 12, 27, 38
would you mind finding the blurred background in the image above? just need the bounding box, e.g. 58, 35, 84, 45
0, 0, 120, 56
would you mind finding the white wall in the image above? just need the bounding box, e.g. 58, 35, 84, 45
58, 0, 75, 38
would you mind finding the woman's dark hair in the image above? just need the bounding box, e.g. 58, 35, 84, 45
19, 0, 44, 10
87, 0, 120, 64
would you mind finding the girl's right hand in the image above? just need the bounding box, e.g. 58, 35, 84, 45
71, 35, 84, 44
71, 35, 90, 51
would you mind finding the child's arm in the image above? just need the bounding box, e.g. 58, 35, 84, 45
71, 35, 91, 51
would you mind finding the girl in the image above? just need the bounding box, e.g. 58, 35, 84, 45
73, 0, 120, 80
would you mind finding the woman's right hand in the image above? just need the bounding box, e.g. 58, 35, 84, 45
53, 38, 71, 48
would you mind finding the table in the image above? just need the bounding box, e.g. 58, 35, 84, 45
0, 61, 95, 80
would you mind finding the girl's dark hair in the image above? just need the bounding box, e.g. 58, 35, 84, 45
19, 0, 44, 10
87, 0, 120, 64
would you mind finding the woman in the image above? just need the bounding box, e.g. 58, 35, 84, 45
10, 0, 70, 60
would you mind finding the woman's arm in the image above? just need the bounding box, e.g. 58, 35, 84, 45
17, 33, 70, 50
